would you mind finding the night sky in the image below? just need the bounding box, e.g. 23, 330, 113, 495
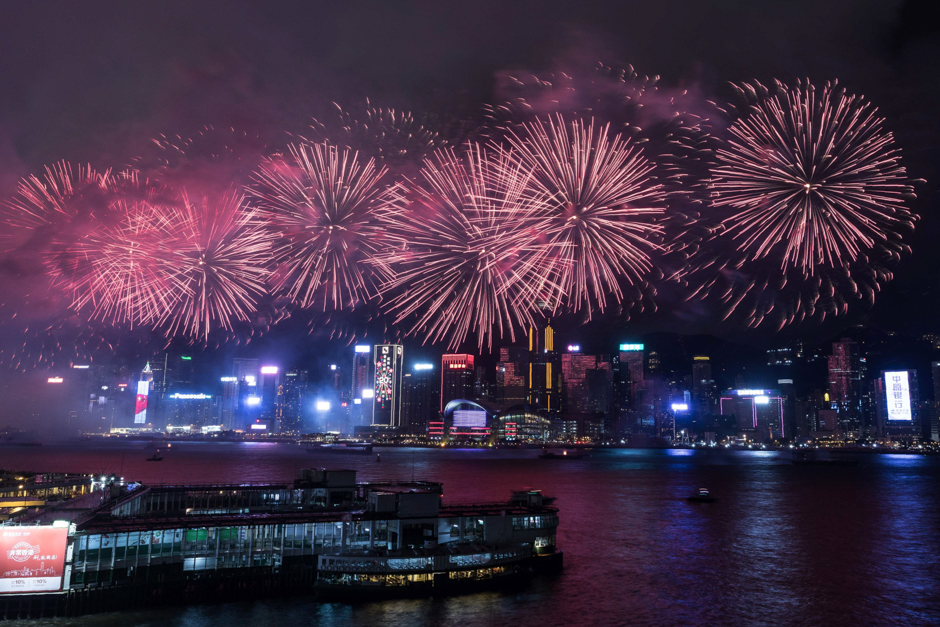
1, 0, 938, 366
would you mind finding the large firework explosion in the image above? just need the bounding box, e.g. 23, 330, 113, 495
377, 143, 555, 350
505, 114, 668, 318
695, 79, 917, 329
159, 189, 273, 341
0, 70, 920, 357
251, 141, 397, 311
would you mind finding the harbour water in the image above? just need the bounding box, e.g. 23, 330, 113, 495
2, 443, 939, 626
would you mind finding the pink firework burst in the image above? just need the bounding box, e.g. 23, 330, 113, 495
159, 189, 273, 341
251, 142, 396, 310
377, 143, 555, 350
506, 114, 668, 317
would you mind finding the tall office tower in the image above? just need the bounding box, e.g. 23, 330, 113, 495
401, 364, 439, 435
350, 345, 372, 427
441, 354, 475, 409
719, 388, 786, 440
134, 363, 153, 425
874, 369, 921, 440
277, 369, 309, 434
528, 320, 562, 411
828, 338, 863, 435
777, 378, 797, 439
561, 349, 611, 414
618, 343, 645, 406
220, 376, 238, 430
647, 351, 662, 374
258, 365, 280, 430
496, 347, 528, 408
473, 365, 492, 402
933, 362, 940, 404
691, 356, 718, 417
373, 344, 404, 427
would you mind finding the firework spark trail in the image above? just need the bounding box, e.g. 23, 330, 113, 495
699, 79, 916, 329
711, 79, 915, 272
65, 191, 178, 327
308, 100, 448, 167
251, 141, 396, 311
505, 114, 667, 317
158, 189, 273, 341
1, 162, 114, 263
376, 143, 556, 350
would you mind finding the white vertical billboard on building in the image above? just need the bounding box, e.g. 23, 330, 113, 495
134, 380, 149, 424
884, 371, 912, 421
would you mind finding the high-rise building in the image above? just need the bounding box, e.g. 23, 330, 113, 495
277, 369, 309, 434
373, 344, 404, 427
401, 363, 439, 435
691, 356, 717, 418
875, 369, 922, 440
561, 349, 611, 415
932, 362, 940, 404
528, 320, 562, 412
496, 347, 528, 408
441, 354, 475, 410
258, 365, 281, 430
618, 343, 645, 405
351, 345, 372, 427
134, 363, 153, 425
719, 388, 786, 440
828, 338, 863, 435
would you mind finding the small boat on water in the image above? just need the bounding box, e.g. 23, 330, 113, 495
376, 453, 381, 462
146, 450, 164, 462
687, 488, 717, 503
791, 450, 858, 467
306, 442, 374, 454
538, 449, 589, 460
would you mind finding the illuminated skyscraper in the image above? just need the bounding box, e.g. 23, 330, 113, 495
277, 369, 309, 434
719, 388, 785, 440
828, 338, 862, 435
561, 348, 611, 414
691, 356, 717, 417
874, 370, 921, 440
134, 363, 153, 425
351, 345, 372, 427
401, 364, 439, 435
528, 320, 562, 412
259, 365, 280, 430
373, 344, 404, 427
496, 347, 528, 408
441, 354, 474, 410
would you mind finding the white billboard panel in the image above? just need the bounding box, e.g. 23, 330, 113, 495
884, 371, 912, 421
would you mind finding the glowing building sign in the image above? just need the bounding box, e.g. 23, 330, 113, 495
373, 344, 403, 426
169, 393, 211, 400
134, 380, 149, 424
735, 389, 766, 396
260, 366, 278, 375
619, 344, 644, 351
0, 526, 68, 594
414, 363, 434, 371
452, 409, 487, 428
47, 377, 63, 384
884, 371, 912, 421
670, 403, 689, 411
567, 345, 580, 352
354, 345, 370, 353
